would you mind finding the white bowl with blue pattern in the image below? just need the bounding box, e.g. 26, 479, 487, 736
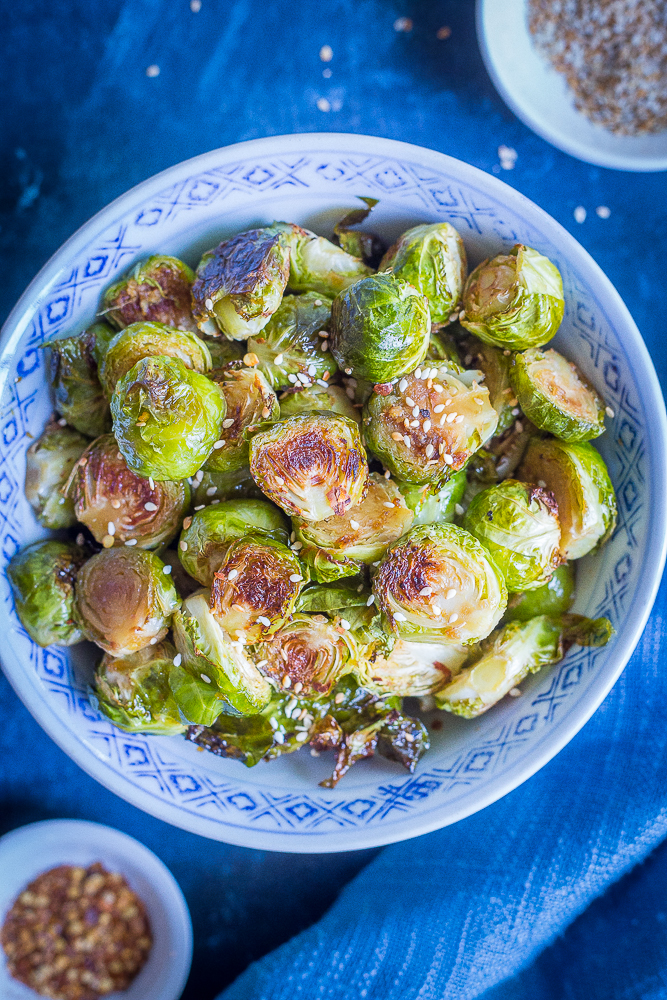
1, 134, 665, 853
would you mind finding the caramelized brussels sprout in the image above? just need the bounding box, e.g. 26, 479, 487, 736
518, 438, 616, 559
254, 613, 355, 695
461, 244, 564, 350
463, 338, 516, 434
249, 412, 368, 521
509, 348, 606, 441
99, 321, 211, 396
67, 434, 190, 548
279, 382, 360, 423
379, 222, 467, 325
209, 536, 304, 643
247, 292, 337, 390
204, 366, 279, 473
101, 255, 196, 331
504, 563, 575, 622
178, 499, 289, 586
94, 641, 186, 735
330, 272, 431, 382
192, 226, 290, 340
75, 547, 179, 656
47, 331, 111, 438
292, 473, 413, 582
464, 480, 562, 592
355, 636, 468, 697
333, 197, 385, 266
373, 522, 507, 643
364, 366, 498, 484
276, 222, 372, 296
397, 470, 467, 526
8, 539, 85, 647
190, 466, 264, 507
25, 420, 88, 529
172, 591, 272, 718
111, 355, 226, 481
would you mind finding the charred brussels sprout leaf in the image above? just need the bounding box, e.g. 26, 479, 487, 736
249, 412, 369, 522
111, 355, 226, 481
8, 539, 85, 647
75, 547, 179, 656
276, 221, 373, 296
25, 420, 88, 529
292, 472, 413, 582
461, 244, 564, 350
247, 292, 337, 390
397, 470, 467, 526
67, 434, 190, 548
364, 366, 498, 485
333, 198, 385, 266
510, 348, 606, 442
101, 255, 196, 331
518, 438, 616, 560
380, 222, 467, 325
47, 331, 111, 438
190, 466, 264, 507
178, 499, 289, 586
355, 636, 468, 697
464, 479, 562, 592
504, 563, 575, 622
93, 641, 186, 735
373, 522, 507, 644
254, 613, 355, 696
100, 321, 211, 396
330, 272, 431, 383
204, 366, 279, 472
192, 226, 290, 341
279, 382, 361, 424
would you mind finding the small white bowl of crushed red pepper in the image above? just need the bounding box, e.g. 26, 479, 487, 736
0, 820, 192, 1000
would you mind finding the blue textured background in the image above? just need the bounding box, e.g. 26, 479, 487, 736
1, 3, 666, 998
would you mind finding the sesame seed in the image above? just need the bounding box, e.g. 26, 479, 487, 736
384, 469, 391, 479
58, 417, 67, 426
318, 96, 332, 112
405, 396, 416, 407
445, 588, 457, 600
423, 419, 432, 431
283, 675, 292, 688
429, 367, 438, 379
110, 499, 121, 509
274, 731, 284, 744
444, 398, 453, 406
124, 538, 137, 546
574, 206, 587, 223
146, 64, 160, 77
438, 442, 445, 455
102, 535, 114, 548
144, 501, 158, 511
316, 378, 328, 387
455, 504, 464, 516
455, 414, 464, 424
414, 368, 422, 380
262, 406, 271, 419
235, 631, 246, 643
200, 673, 212, 683
509, 687, 522, 697
222, 418, 235, 429
320, 44, 333, 61
180, 540, 188, 551
425, 443, 434, 457
403, 435, 411, 447
334, 692, 346, 704
433, 384, 444, 393
163, 565, 172, 574
323, 372, 330, 381
345, 367, 352, 374
399, 379, 408, 392
605, 406, 615, 418
190, 0, 201, 10
149, 636, 159, 645
511, 407, 520, 416
350, 519, 360, 530
538, 479, 547, 488
443, 454, 454, 466
447, 412, 457, 423
256, 660, 268, 669
383, 501, 395, 509
432, 605, 442, 616
314, 299, 323, 306
340, 618, 351, 630
393, 611, 407, 621
213, 440, 225, 449
228, 569, 239, 580
205, 298, 214, 310
257, 615, 271, 626
288, 373, 298, 383
206, 486, 218, 496
596, 206, 611, 219
173, 653, 182, 666
274, 353, 284, 365
289, 573, 303, 582
308, 364, 317, 376
367, 594, 375, 606
449, 613, 459, 624
434, 404, 445, 413
275, 475, 285, 485
291, 540, 303, 550
294, 682, 304, 696
320, 341, 328, 352
419, 587, 432, 596
107, 521, 116, 536
295, 731, 309, 742
297, 373, 311, 385
357, 583, 364, 592
410, 419, 420, 428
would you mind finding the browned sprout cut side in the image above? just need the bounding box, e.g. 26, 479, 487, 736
254, 613, 355, 695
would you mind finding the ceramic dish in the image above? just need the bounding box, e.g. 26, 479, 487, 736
0, 820, 192, 999
477, 0, 667, 172
0, 133, 665, 852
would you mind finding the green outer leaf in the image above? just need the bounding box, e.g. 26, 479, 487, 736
296, 581, 369, 613
379, 222, 467, 325
100, 321, 211, 396
25, 421, 89, 529
247, 292, 337, 391
396, 471, 466, 526
276, 223, 373, 297
504, 563, 575, 622
101, 255, 196, 332
509, 348, 606, 442
168, 662, 229, 726
8, 539, 85, 647
279, 383, 360, 424
94, 642, 186, 735
47, 332, 111, 438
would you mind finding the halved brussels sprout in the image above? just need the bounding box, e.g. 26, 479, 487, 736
333, 198, 385, 266
249, 412, 368, 521
111, 355, 227, 481
330, 272, 431, 382
190, 466, 264, 507
192, 226, 290, 340
279, 382, 360, 424
8, 539, 85, 647
246, 292, 337, 391
178, 499, 289, 586
355, 637, 468, 697
204, 366, 279, 473
364, 366, 498, 484
509, 348, 606, 442
47, 330, 111, 438
173, 591, 272, 718
101, 255, 196, 331
379, 222, 467, 325
397, 470, 467, 526
209, 536, 304, 643
464, 480, 562, 592
463, 338, 516, 435
504, 563, 575, 622
25, 420, 89, 529
292, 472, 413, 582
276, 222, 372, 296
67, 434, 190, 548
373, 522, 507, 644
99, 321, 211, 396
461, 244, 564, 350
517, 438, 616, 560
254, 613, 354, 695
75, 547, 179, 656
94, 641, 186, 735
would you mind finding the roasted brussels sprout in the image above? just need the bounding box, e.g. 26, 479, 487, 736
330, 272, 431, 382
178, 499, 289, 586
254, 613, 355, 695
75, 547, 179, 656
292, 472, 413, 582
276, 222, 372, 296
67, 434, 190, 548
249, 412, 368, 521
518, 438, 616, 560
332, 198, 385, 266
203, 335, 244, 369
93, 641, 186, 735
279, 382, 360, 424
111, 355, 227, 481
101, 255, 196, 331
355, 636, 468, 697
463, 338, 516, 435
204, 366, 279, 472
99, 321, 211, 396
8, 539, 85, 647
509, 348, 606, 442
379, 222, 467, 325
172, 590, 272, 718
25, 420, 88, 529
190, 466, 264, 507
246, 292, 337, 390
461, 244, 564, 350
397, 469, 467, 526
47, 330, 110, 438
504, 563, 575, 622
364, 366, 498, 484
373, 522, 507, 644
192, 226, 290, 340
464, 480, 562, 592
209, 536, 304, 643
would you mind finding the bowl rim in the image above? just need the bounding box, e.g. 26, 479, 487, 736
1, 132, 666, 852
